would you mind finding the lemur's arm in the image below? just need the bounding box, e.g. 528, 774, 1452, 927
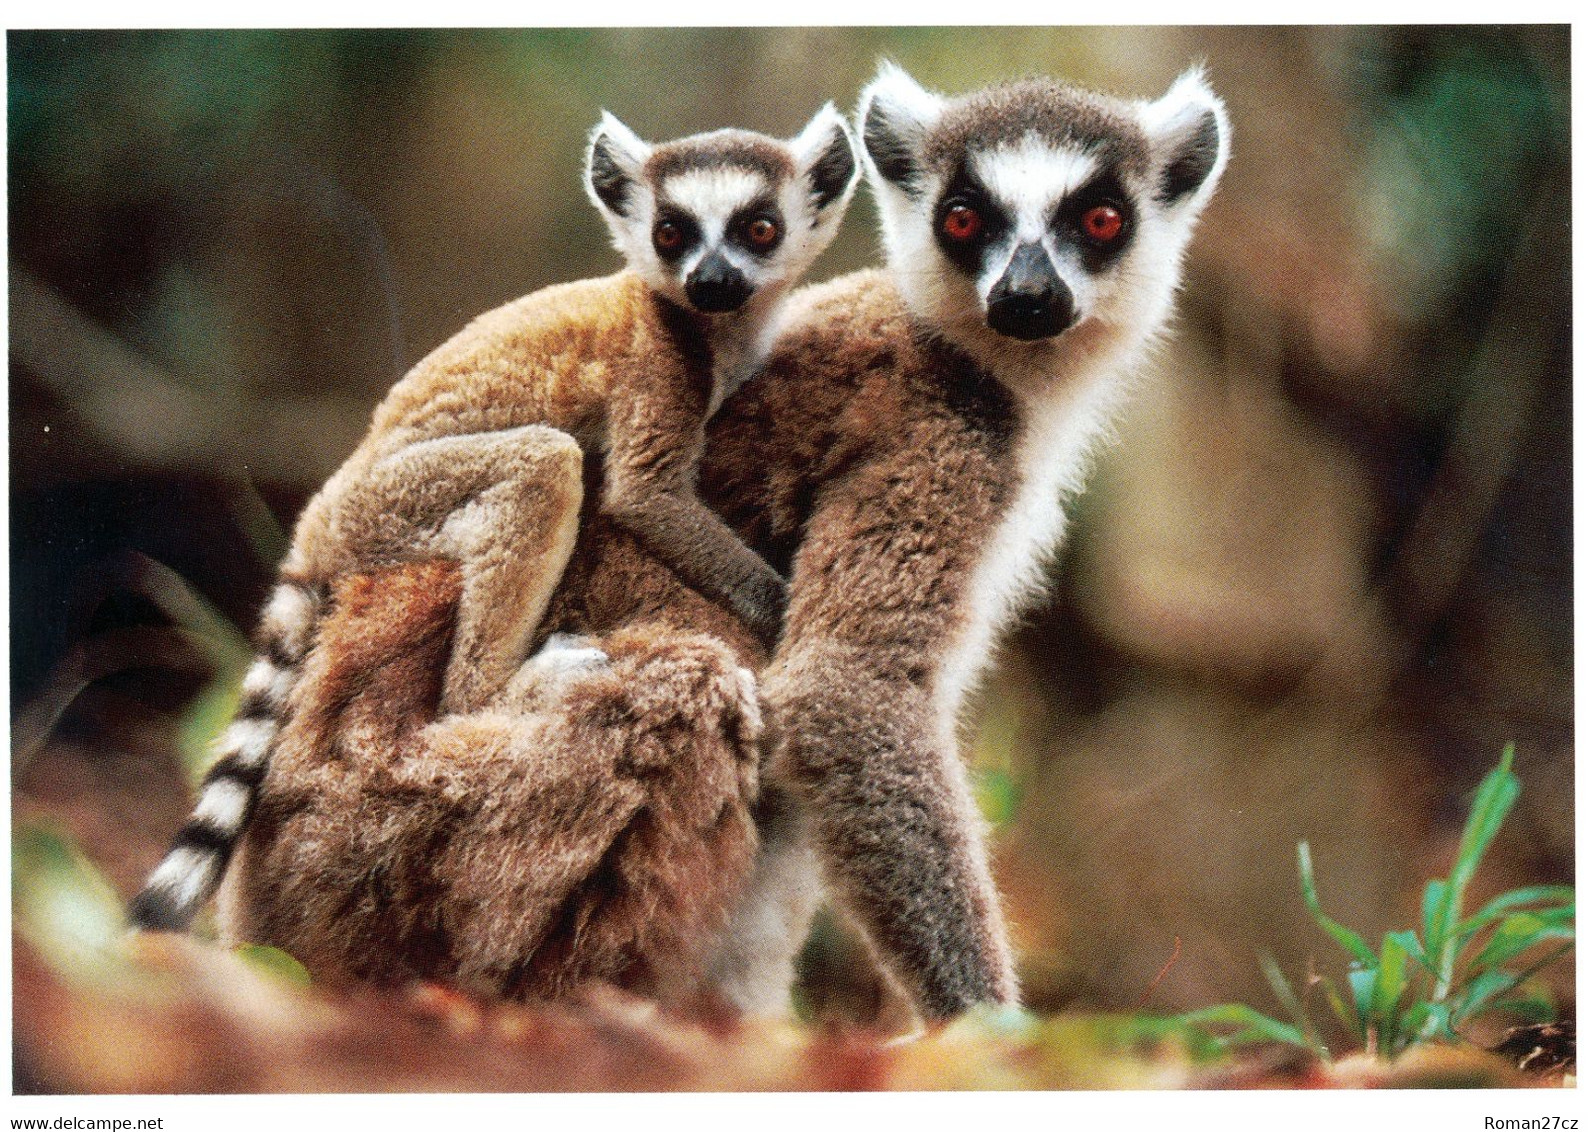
758, 430, 1018, 1020
603, 379, 788, 651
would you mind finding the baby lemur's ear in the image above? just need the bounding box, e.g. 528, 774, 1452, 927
585, 111, 653, 219
789, 103, 860, 216
856, 62, 945, 199
1139, 67, 1230, 208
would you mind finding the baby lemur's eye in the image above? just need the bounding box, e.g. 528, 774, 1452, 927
746, 218, 779, 249
730, 214, 782, 254
653, 220, 686, 255
1080, 204, 1125, 244
941, 204, 983, 243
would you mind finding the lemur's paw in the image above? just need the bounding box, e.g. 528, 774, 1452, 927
503, 633, 611, 709
532, 633, 611, 676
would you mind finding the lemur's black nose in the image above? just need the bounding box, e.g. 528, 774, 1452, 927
686, 252, 753, 313
986, 243, 1074, 340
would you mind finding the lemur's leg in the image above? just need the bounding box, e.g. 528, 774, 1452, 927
760, 640, 1018, 1021
703, 785, 823, 1018
326, 425, 585, 715
221, 563, 762, 1003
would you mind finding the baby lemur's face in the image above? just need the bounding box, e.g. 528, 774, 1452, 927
858, 64, 1229, 374
586, 107, 859, 317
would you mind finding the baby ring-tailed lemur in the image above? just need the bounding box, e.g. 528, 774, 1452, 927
700, 62, 1231, 1020
128, 105, 860, 934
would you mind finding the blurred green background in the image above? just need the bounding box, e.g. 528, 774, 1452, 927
8, 27, 1571, 1029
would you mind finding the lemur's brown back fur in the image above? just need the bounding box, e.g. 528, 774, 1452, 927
337, 272, 704, 466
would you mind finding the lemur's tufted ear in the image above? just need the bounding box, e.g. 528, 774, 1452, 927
585, 111, 652, 219
1139, 67, 1230, 207
856, 62, 945, 199
790, 103, 861, 215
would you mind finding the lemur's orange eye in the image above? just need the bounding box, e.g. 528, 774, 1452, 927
653, 221, 684, 251
942, 205, 982, 242
746, 218, 779, 248
1081, 205, 1125, 243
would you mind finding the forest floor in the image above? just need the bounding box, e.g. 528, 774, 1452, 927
13, 928, 1571, 1094
12, 702, 1574, 1095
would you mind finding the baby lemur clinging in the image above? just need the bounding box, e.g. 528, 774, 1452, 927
129, 105, 860, 934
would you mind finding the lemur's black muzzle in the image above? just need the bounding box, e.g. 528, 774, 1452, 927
986, 243, 1074, 340
686, 252, 753, 313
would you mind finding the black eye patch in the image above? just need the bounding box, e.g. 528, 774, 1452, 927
1053, 171, 1136, 271
651, 207, 701, 262
933, 165, 1009, 277
728, 196, 785, 257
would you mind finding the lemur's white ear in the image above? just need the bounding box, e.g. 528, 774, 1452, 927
1139, 66, 1230, 206
790, 102, 860, 214
856, 61, 945, 198
585, 111, 652, 219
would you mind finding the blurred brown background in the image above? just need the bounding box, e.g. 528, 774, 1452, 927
9, 27, 1572, 1029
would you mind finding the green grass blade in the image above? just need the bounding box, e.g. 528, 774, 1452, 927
1404, 999, 1455, 1042
1423, 878, 1451, 955
1258, 952, 1330, 1060
1451, 967, 1522, 1025
1298, 842, 1377, 966
1317, 975, 1361, 1041
1471, 913, 1574, 972
233, 943, 312, 987
1347, 968, 1375, 1028
1387, 928, 1435, 977
1449, 746, 1521, 898
1428, 748, 1523, 994
1450, 941, 1574, 1028
1489, 995, 1555, 1024
1176, 1004, 1313, 1052
1370, 933, 1411, 1052
1458, 885, 1575, 936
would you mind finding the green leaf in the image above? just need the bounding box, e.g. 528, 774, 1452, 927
1317, 975, 1362, 1041
1176, 1004, 1313, 1051
1471, 914, 1574, 972
1387, 928, 1435, 977
232, 943, 312, 987
1457, 885, 1575, 937
1449, 745, 1521, 898
1298, 842, 1377, 966
971, 767, 1023, 828
1258, 953, 1329, 1060
178, 670, 245, 782
1451, 967, 1521, 1024
13, 825, 126, 982
1402, 999, 1455, 1043
1427, 748, 1524, 989
1117, 1015, 1231, 1063
1347, 967, 1376, 1026
1370, 933, 1411, 1050
1490, 995, 1555, 1024
1423, 878, 1452, 954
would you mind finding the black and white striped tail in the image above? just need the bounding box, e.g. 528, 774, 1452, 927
128, 576, 323, 932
